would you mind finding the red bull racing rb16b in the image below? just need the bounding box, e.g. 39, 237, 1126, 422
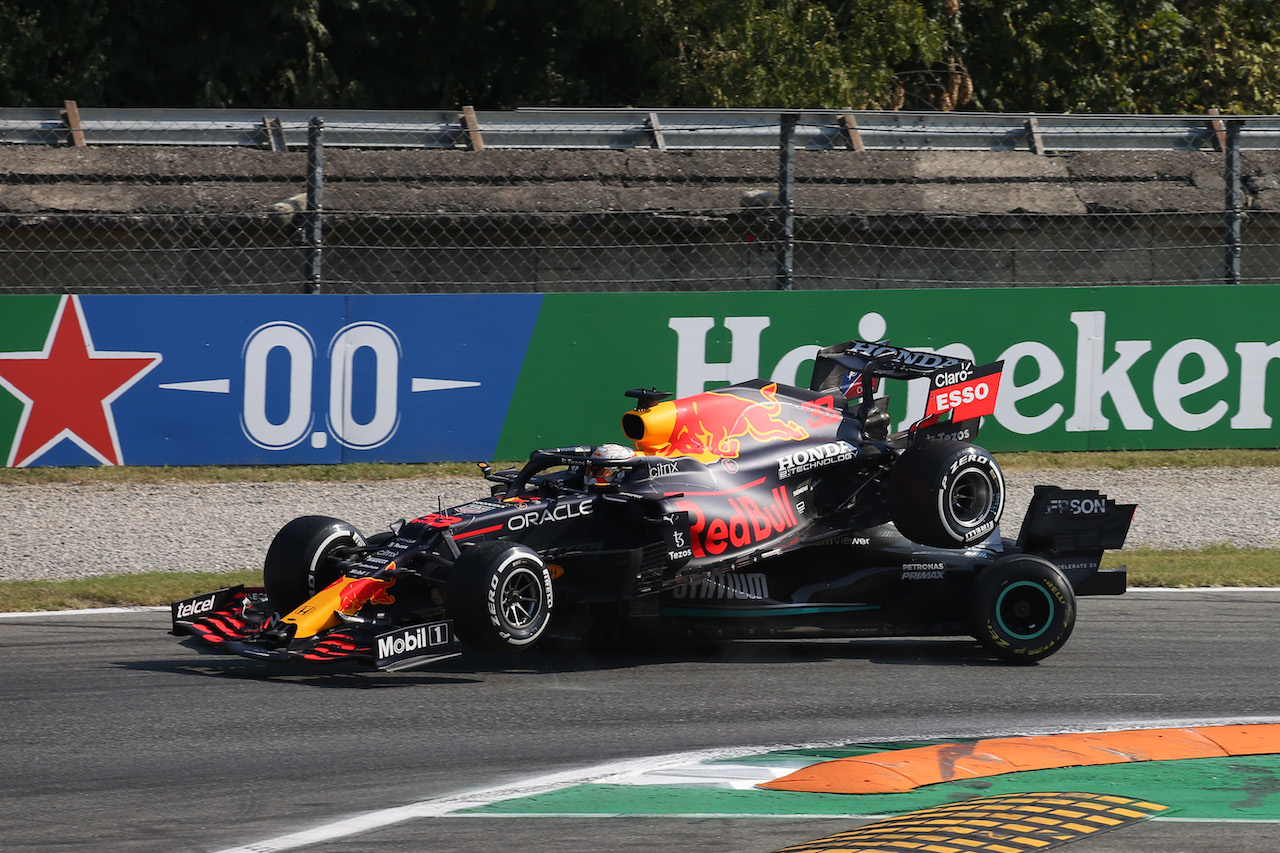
172, 340, 1135, 670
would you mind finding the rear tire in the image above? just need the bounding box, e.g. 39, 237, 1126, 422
448, 541, 553, 652
971, 555, 1075, 664
887, 440, 1004, 547
263, 516, 365, 613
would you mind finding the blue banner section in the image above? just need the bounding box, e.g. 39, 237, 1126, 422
13, 295, 541, 467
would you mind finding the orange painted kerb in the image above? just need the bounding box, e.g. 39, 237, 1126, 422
760, 724, 1280, 795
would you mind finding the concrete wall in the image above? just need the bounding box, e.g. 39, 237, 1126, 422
2, 146, 1278, 292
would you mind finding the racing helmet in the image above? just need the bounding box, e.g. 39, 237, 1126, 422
586, 443, 634, 486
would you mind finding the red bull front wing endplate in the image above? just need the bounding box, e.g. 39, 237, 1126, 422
173, 584, 461, 671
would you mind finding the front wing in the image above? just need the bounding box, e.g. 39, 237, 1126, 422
170, 586, 460, 671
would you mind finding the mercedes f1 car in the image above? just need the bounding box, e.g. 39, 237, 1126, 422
172, 339, 1134, 669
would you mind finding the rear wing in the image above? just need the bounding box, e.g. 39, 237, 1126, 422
810, 340, 973, 389
810, 340, 1003, 439
1018, 486, 1135, 552
1016, 486, 1137, 595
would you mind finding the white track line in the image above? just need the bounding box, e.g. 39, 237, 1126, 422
0, 605, 168, 619
213, 718, 1280, 853
211, 746, 780, 853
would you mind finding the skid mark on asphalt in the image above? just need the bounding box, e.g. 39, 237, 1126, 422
771, 793, 1169, 853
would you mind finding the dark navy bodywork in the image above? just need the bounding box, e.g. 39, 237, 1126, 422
171, 340, 1135, 669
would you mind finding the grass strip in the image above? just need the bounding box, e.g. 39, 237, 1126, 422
0, 571, 260, 613
1115, 545, 1280, 589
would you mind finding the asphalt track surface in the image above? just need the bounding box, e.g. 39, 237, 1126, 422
4, 590, 1280, 853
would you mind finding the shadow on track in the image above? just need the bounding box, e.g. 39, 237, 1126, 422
124, 634, 1005, 686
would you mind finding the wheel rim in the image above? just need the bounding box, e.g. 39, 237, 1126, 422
499, 565, 545, 630
995, 580, 1055, 640
948, 469, 995, 528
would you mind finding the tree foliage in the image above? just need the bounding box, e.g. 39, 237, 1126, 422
0, 0, 1277, 113
0, 0, 111, 104
950, 0, 1280, 113
652, 0, 947, 108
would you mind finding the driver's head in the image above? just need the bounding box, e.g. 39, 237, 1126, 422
586, 443, 634, 485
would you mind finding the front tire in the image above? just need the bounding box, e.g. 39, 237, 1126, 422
263, 516, 365, 613
448, 541, 553, 652
970, 555, 1075, 664
887, 440, 1004, 547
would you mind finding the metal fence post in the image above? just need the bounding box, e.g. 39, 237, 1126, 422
304, 116, 325, 293
1224, 118, 1243, 285
775, 113, 798, 291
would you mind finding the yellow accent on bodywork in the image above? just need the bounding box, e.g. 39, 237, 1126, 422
280, 575, 395, 639
279, 580, 349, 638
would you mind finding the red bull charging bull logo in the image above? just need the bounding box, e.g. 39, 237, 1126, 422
335, 576, 397, 615
634, 382, 810, 462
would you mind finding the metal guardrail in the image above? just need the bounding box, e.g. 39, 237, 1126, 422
4, 106, 1280, 151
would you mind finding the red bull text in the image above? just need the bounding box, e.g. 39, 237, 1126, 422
674, 485, 799, 558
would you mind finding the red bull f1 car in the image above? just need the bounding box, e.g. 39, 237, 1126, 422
172, 339, 1134, 669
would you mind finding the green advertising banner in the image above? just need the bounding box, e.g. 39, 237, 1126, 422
0, 287, 1271, 467
497, 285, 1279, 457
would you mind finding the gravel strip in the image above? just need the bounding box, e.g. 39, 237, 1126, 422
0, 468, 1275, 582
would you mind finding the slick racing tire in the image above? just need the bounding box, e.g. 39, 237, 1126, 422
887, 440, 1004, 548
448, 541, 553, 652
970, 555, 1075, 664
263, 516, 365, 613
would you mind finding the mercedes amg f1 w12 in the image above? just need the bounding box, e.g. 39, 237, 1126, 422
172, 339, 1134, 669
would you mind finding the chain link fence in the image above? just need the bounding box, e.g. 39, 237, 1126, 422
1, 108, 1278, 294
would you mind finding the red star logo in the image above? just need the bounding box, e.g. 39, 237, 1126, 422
0, 295, 161, 467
